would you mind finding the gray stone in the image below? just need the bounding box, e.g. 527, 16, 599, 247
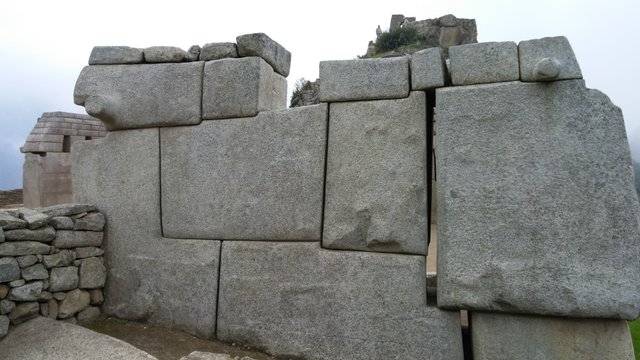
144, 46, 186, 62
0, 227, 3, 242
74, 212, 105, 231
48, 298, 58, 319
9, 279, 24, 287
218, 242, 463, 360
77, 306, 101, 324
186, 45, 201, 61
9, 281, 43, 301
323, 92, 428, 254
200, 42, 238, 61
15, 255, 37, 268
449, 41, 519, 85
0, 315, 8, 338
58, 288, 90, 318
75, 246, 104, 259
38, 291, 52, 301
79, 257, 106, 289
53, 292, 66, 301
519, 36, 582, 82
74, 62, 203, 130
52, 231, 103, 248
62, 317, 78, 324
16, 208, 50, 230
472, 312, 634, 360
4, 226, 55, 242
411, 47, 448, 89
8, 302, 39, 324
50, 216, 75, 230
0, 257, 20, 282
21, 264, 48, 281
39, 203, 96, 217
72, 128, 221, 338
162, 105, 327, 240
0, 211, 26, 230
40, 279, 49, 291
0, 316, 158, 359
0, 284, 8, 298
0, 299, 15, 314
42, 249, 76, 268
202, 57, 286, 119
435, 80, 640, 318
49, 266, 78, 292
319, 57, 409, 102
180, 352, 233, 360
0, 241, 51, 256
40, 302, 48, 316
89, 46, 144, 65
89, 288, 103, 305
236, 33, 291, 76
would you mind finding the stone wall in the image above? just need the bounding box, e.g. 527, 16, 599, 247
0, 204, 106, 339
388, 14, 477, 48
68, 32, 639, 359
0, 190, 22, 209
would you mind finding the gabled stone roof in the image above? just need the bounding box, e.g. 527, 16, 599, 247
21, 112, 106, 153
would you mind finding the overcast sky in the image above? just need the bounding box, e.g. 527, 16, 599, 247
1, 0, 638, 190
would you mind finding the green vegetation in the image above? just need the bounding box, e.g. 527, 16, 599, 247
374, 26, 420, 53
633, 160, 640, 197
629, 319, 640, 358
290, 78, 313, 108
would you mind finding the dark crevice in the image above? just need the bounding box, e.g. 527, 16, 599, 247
158, 128, 164, 237
319, 103, 331, 247
462, 310, 473, 360
214, 240, 224, 339
425, 89, 436, 252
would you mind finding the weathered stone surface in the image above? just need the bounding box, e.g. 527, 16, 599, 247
79, 257, 106, 289
0, 227, 3, 242
21, 264, 48, 281
435, 80, 640, 318
42, 249, 75, 268
53, 292, 65, 301
72, 129, 220, 337
47, 298, 58, 319
519, 36, 582, 82
58, 288, 90, 318
4, 226, 55, 242
411, 47, 448, 89
0, 257, 20, 282
0, 316, 158, 359
144, 46, 186, 63
236, 33, 291, 76
15, 255, 37, 268
449, 41, 519, 85
74, 62, 203, 130
324, 92, 427, 254
38, 291, 52, 301
76, 246, 104, 259
0, 315, 8, 338
16, 208, 50, 229
218, 242, 463, 360
50, 216, 74, 230
0, 285, 8, 298
472, 312, 634, 360
8, 281, 42, 301
39, 302, 48, 316
202, 57, 287, 119
49, 266, 78, 292
74, 212, 105, 231
39, 203, 95, 217
40, 279, 48, 291
8, 302, 39, 324
89, 46, 144, 65
319, 57, 409, 102
0, 241, 51, 256
53, 230, 103, 248
200, 42, 238, 61
186, 45, 201, 61
9, 279, 24, 287
89, 288, 103, 305
77, 306, 101, 324
180, 352, 233, 360
162, 105, 327, 240
0, 300, 15, 314
0, 211, 26, 230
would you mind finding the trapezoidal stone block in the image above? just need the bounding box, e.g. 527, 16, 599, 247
73, 62, 203, 130
323, 92, 428, 255
319, 57, 409, 102
411, 47, 448, 89
449, 41, 519, 85
71, 129, 220, 337
471, 312, 635, 360
519, 36, 582, 82
236, 33, 291, 77
217, 241, 463, 360
202, 57, 287, 120
161, 105, 327, 240
435, 80, 640, 319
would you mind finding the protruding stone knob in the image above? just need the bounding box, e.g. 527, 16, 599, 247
534, 57, 561, 81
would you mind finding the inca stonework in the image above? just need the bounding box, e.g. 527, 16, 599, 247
4, 31, 634, 359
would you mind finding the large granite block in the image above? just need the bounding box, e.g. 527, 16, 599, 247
411, 47, 448, 89
161, 105, 327, 240
236, 33, 291, 77
519, 36, 582, 82
471, 312, 634, 360
74, 62, 203, 130
88, 46, 144, 65
449, 41, 519, 85
319, 57, 409, 102
72, 129, 220, 337
202, 57, 287, 119
323, 92, 428, 254
217, 242, 463, 360
435, 80, 640, 318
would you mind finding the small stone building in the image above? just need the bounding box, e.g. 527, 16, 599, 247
21, 112, 106, 207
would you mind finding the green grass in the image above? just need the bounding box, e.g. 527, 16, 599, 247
629, 319, 640, 359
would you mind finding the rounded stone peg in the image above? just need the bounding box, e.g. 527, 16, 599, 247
534, 58, 561, 81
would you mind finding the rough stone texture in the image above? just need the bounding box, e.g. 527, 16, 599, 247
16, 255, 37, 268
411, 47, 448, 89
72, 129, 220, 337
89, 46, 144, 65
77, 305, 101, 324
38, 291, 52, 301
324, 92, 427, 254
519, 36, 582, 82
47, 299, 58, 319
8, 302, 39, 324
21, 263, 48, 281
0, 241, 51, 256
0, 211, 26, 229
0, 316, 158, 359
472, 312, 634, 360
449, 41, 519, 85
39, 203, 95, 217
202, 57, 287, 119
319, 57, 409, 102
52, 230, 103, 248
53, 292, 65, 301
8, 281, 43, 301
58, 288, 90, 318
50, 216, 74, 230
39, 302, 48, 317
0, 300, 14, 314
236, 33, 291, 77
42, 249, 75, 268
79, 257, 106, 289
89, 288, 103, 305
49, 266, 78, 292
435, 80, 640, 318
0, 315, 7, 338
186, 45, 200, 61
0, 257, 20, 282
4, 226, 55, 242
180, 352, 233, 360
0, 285, 8, 298
200, 42, 238, 61
16, 208, 50, 229
162, 105, 327, 240
74, 212, 105, 231
0, 227, 3, 243
76, 246, 104, 259
144, 46, 186, 63
9, 279, 25, 287
219, 242, 463, 360
74, 62, 203, 130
